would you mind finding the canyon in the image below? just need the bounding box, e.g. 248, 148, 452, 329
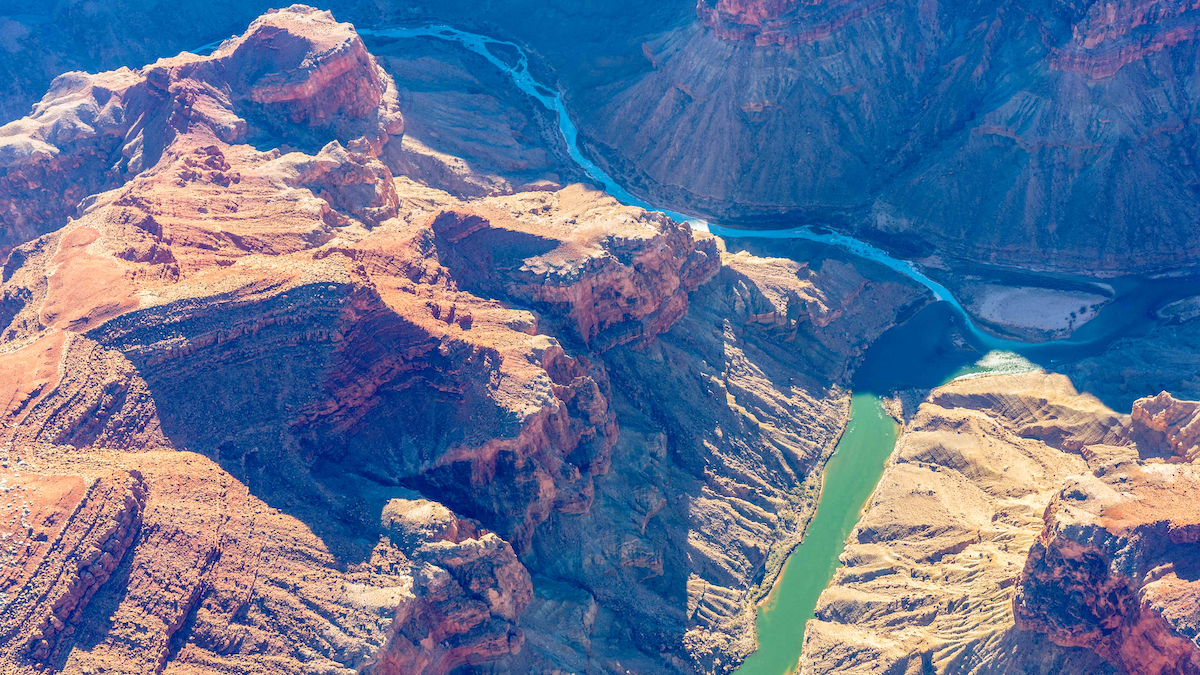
2, 2, 1200, 675
13, 2, 1200, 274
800, 373, 1200, 675
0, 6, 928, 674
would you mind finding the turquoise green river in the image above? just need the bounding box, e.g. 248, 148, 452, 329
733, 393, 899, 675
729, 299, 1052, 675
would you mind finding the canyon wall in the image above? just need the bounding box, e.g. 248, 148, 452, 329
800, 371, 1200, 675
0, 7, 929, 674
11, 0, 1200, 273
7, 1, 1200, 273
567, 0, 1200, 273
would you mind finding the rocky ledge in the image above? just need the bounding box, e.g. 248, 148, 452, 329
1013, 389, 1200, 675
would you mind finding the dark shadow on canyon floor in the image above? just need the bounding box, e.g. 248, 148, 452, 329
84, 280, 510, 566
724, 235, 1200, 413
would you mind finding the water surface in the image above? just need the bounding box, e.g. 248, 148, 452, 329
733, 393, 899, 675
730, 300, 1026, 675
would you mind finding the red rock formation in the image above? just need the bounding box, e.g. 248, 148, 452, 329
696, 0, 1200, 76
0, 6, 732, 672
695, 0, 885, 46
0, 448, 535, 675
710, 0, 799, 25
425, 197, 719, 351
564, 0, 1200, 274
0, 5, 942, 674
1130, 391, 1200, 462
370, 497, 532, 674
0, 5, 403, 257
1014, 462, 1200, 675
1012, 391, 1200, 674
0, 7, 721, 675
0, 467, 145, 664
1049, 0, 1200, 78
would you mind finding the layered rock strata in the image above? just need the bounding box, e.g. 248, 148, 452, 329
0, 466, 145, 666
10, 1, 1200, 273
0, 7, 693, 673
1013, 389, 1200, 675
0, 5, 404, 257
0, 448, 534, 675
1014, 460, 1200, 675
566, 0, 1200, 274
799, 373, 1124, 675
0, 6, 930, 674
498, 245, 926, 674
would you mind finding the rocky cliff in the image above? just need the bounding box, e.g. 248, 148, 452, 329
564, 0, 1200, 274
11, 0, 1200, 274
10, 1, 1200, 274
799, 372, 1124, 675
0, 5, 404, 258
0, 447, 536, 675
497, 244, 925, 674
1014, 459, 1200, 675
1012, 389, 1200, 675
1129, 391, 1200, 461
799, 371, 1200, 675
0, 6, 929, 674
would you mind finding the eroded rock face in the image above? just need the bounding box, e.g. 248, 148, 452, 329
1008, 390, 1200, 675
1014, 462, 1200, 675
0, 448, 533, 675
423, 190, 719, 351
799, 372, 1200, 675
0, 0, 726, 559
370, 497, 533, 675
0, 6, 721, 673
490, 243, 927, 674
0, 5, 937, 674
567, 0, 1200, 274
0, 4, 403, 257
799, 373, 1123, 675
9, 0, 1200, 276
1048, 0, 1200, 78
0, 467, 145, 665
696, 0, 881, 46
1130, 391, 1200, 462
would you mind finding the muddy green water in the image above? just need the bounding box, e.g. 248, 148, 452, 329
733, 393, 899, 675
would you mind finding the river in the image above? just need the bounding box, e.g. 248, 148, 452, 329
220, 25, 1177, 675
724, 298, 1032, 675
733, 392, 899, 675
